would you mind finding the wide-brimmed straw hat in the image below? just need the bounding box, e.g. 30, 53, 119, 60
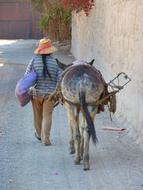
34, 38, 57, 55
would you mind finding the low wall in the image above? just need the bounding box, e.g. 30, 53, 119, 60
71, 0, 143, 144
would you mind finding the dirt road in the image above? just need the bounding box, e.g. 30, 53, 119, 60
0, 40, 143, 190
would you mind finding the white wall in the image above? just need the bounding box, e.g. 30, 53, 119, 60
72, 0, 143, 144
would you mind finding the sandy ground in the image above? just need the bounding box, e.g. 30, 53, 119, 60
0, 40, 143, 190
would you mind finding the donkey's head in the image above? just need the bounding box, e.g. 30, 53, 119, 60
56, 59, 95, 70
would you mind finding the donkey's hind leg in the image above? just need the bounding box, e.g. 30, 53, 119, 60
83, 106, 97, 170
65, 102, 75, 154
65, 102, 81, 164
80, 117, 86, 160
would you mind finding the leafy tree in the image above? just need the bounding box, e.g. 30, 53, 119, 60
24, 0, 95, 40
30, 0, 71, 41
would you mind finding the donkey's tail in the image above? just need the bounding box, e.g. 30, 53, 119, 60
79, 90, 98, 145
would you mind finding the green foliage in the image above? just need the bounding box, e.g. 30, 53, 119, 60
39, 11, 54, 30
30, 0, 71, 41
39, 5, 71, 29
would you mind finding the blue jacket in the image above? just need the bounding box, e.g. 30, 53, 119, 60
25, 55, 61, 96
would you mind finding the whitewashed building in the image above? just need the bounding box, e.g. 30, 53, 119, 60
71, 0, 143, 144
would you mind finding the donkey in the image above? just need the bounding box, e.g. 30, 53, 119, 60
55, 59, 106, 170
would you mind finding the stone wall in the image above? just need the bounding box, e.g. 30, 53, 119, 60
71, 0, 143, 144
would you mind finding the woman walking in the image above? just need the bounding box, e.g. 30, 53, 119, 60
25, 38, 61, 145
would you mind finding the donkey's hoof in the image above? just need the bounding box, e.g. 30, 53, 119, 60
83, 167, 90, 171
83, 163, 90, 170
74, 158, 81, 165
80, 155, 83, 160
70, 149, 75, 154
69, 141, 75, 154
69, 145, 75, 154
69, 146, 75, 154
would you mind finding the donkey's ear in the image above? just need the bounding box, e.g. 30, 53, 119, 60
88, 59, 95, 65
56, 59, 73, 70
55, 59, 67, 70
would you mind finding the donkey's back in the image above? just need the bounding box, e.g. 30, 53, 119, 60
61, 64, 105, 104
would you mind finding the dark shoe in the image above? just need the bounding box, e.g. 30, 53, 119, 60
35, 132, 41, 141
